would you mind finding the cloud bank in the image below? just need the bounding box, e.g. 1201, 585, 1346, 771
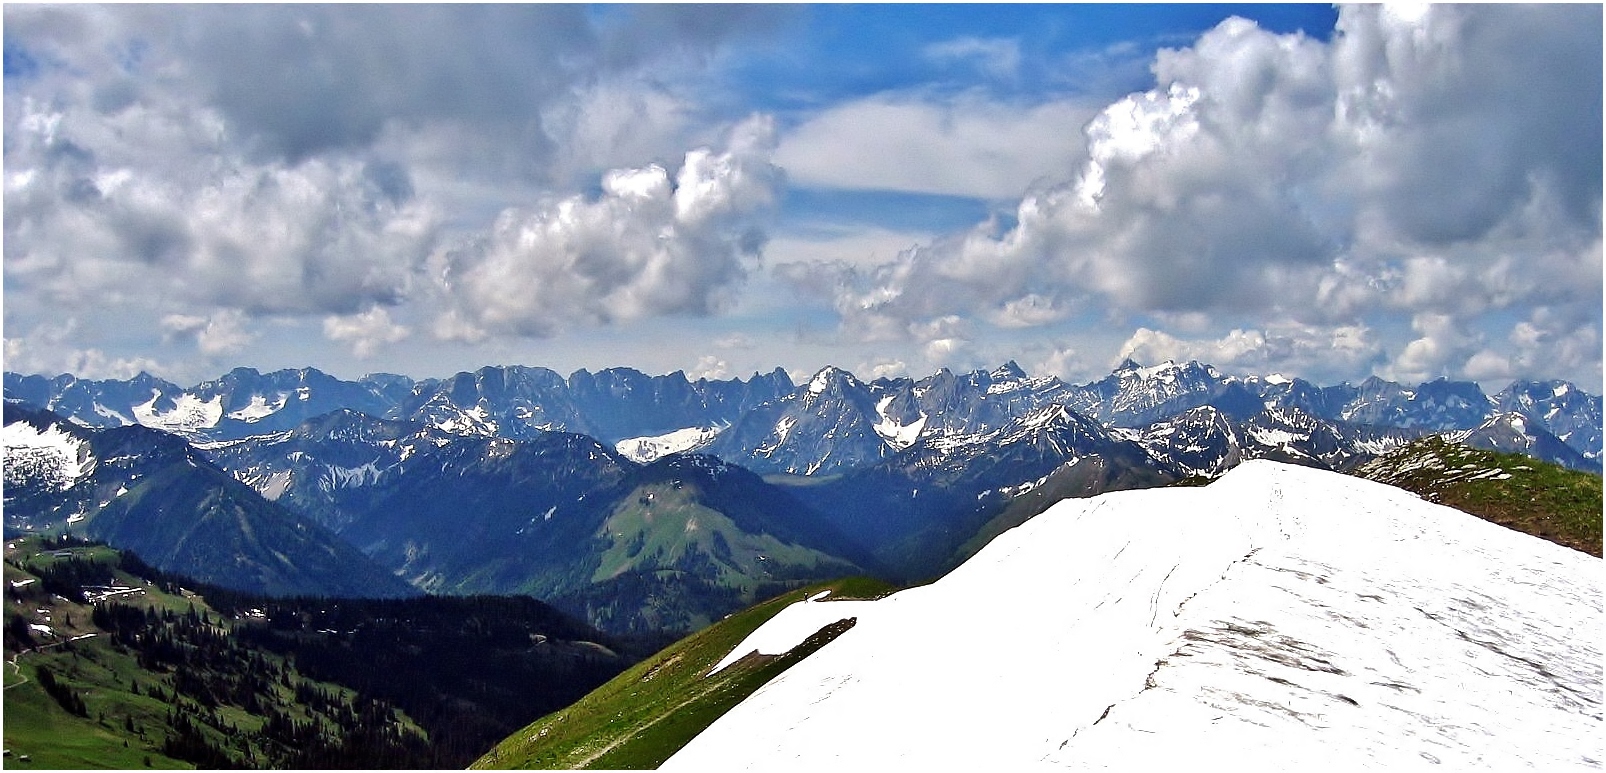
781, 4, 1600, 385
3, 5, 1598, 389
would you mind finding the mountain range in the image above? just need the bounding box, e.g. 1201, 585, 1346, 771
5, 359, 1601, 632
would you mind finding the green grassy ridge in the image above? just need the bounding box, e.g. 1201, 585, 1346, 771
1354, 437, 1602, 556
540, 475, 864, 635
473, 576, 893, 770
592, 483, 853, 589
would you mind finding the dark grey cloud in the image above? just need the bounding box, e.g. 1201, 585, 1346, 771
3, 3, 790, 370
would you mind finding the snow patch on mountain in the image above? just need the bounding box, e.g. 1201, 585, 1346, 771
872, 396, 927, 451
665, 461, 1601, 772
226, 393, 288, 422
91, 403, 133, 426
2, 421, 94, 491
615, 426, 725, 463
132, 391, 223, 434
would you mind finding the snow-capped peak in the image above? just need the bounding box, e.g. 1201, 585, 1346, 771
807, 366, 851, 396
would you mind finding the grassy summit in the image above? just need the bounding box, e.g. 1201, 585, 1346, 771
1354, 437, 1602, 556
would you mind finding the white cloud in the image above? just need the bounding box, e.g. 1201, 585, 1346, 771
774, 94, 1099, 199
764, 225, 933, 270
1029, 345, 1086, 382
924, 36, 1022, 80
687, 355, 731, 381
161, 309, 255, 357
323, 306, 412, 359
432, 115, 783, 337
1385, 313, 1479, 384
4, 95, 441, 317
789, 5, 1599, 386
713, 333, 757, 350
4, 320, 167, 380
1117, 323, 1385, 383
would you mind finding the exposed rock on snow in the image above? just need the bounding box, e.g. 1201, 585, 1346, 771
664, 461, 1601, 771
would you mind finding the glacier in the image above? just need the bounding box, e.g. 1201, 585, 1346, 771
663, 460, 1601, 771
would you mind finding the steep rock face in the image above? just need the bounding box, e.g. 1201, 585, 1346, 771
8, 363, 1598, 479
3, 371, 190, 430
390, 365, 796, 445
567, 367, 794, 444
1070, 359, 1262, 427
794, 404, 1168, 580
901, 362, 1073, 439
663, 461, 1601, 772
2, 403, 102, 527
1496, 380, 1603, 464
708, 367, 891, 476
391, 365, 585, 439
198, 410, 454, 532
2, 368, 396, 440
1450, 412, 1600, 472
192, 367, 398, 437
1243, 374, 1355, 418
1336, 376, 1495, 431
1136, 406, 1421, 479
1135, 405, 1248, 478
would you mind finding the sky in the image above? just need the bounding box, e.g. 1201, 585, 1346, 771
3, 4, 1601, 392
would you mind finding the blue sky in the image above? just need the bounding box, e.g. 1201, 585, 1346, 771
3, 4, 1600, 391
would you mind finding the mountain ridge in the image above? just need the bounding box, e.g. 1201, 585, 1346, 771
656, 461, 1602, 771
9, 360, 1597, 474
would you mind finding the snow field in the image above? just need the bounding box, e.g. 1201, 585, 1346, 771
664, 460, 1601, 771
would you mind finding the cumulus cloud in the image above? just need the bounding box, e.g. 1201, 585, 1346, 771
161, 310, 255, 357
323, 306, 412, 359
4, 99, 441, 316
1117, 323, 1385, 383
3, 4, 793, 380
787, 4, 1600, 385
4, 320, 167, 380
687, 355, 731, 381
431, 116, 783, 338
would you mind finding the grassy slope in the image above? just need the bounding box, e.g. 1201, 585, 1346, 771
5, 541, 214, 769
473, 576, 892, 770
1354, 437, 1603, 556
593, 483, 848, 587
2, 538, 424, 769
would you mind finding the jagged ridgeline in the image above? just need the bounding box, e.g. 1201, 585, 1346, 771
4, 360, 1601, 636
2, 535, 648, 769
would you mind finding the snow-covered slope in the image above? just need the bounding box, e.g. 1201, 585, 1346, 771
614, 425, 724, 463
664, 461, 1601, 771
2, 418, 95, 493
